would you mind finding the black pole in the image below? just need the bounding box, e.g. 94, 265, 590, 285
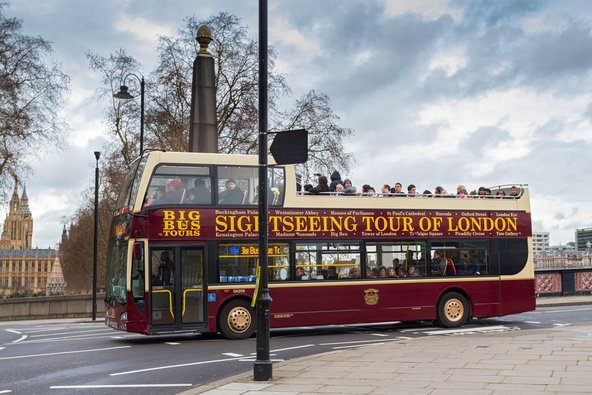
254, 0, 272, 381
92, 151, 101, 321
139, 77, 145, 155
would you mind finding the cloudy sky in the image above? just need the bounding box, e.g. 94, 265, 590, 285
3, 0, 592, 248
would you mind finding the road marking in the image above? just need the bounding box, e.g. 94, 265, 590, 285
164, 342, 180, 345
222, 353, 243, 357
11, 333, 141, 344
320, 338, 398, 346
29, 329, 112, 338
0, 390, 12, 393
111, 356, 243, 376
544, 307, 592, 313
0, 345, 131, 361
238, 358, 283, 362
4, 330, 21, 335
553, 323, 571, 327
524, 321, 541, 324
11, 335, 27, 344
50, 384, 192, 389
397, 336, 413, 340
371, 333, 389, 337
270, 344, 315, 353
424, 325, 510, 335
333, 342, 385, 350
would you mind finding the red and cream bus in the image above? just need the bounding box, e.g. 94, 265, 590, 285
105, 151, 534, 339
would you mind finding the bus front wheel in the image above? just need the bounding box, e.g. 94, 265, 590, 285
437, 292, 470, 328
219, 300, 256, 340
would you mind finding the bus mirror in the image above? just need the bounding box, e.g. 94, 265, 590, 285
133, 242, 143, 261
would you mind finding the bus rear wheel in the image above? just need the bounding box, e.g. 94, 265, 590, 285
219, 300, 256, 340
437, 292, 470, 328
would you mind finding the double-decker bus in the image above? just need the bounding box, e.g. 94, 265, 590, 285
104, 151, 534, 339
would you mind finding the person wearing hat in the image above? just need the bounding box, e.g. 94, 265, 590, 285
162, 179, 185, 204
342, 178, 357, 194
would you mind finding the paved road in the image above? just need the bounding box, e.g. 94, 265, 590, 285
0, 302, 591, 394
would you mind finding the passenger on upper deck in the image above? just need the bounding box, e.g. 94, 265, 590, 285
391, 182, 404, 197
220, 178, 244, 204
510, 185, 520, 197
342, 178, 357, 194
434, 186, 447, 197
159, 179, 185, 204
407, 184, 417, 197
186, 179, 211, 204
329, 171, 343, 192
381, 184, 391, 196
496, 189, 506, 197
305, 175, 329, 195
456, 184, 468, 198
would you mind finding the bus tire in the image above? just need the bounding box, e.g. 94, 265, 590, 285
437, 292, 470, 328
219, 299, 256, 340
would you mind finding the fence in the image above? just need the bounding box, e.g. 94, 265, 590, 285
0, 293, 105, 322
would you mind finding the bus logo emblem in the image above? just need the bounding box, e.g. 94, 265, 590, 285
364, 288, 379, 305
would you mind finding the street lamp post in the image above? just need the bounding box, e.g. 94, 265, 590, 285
92, 151, 101, 321
114, 74, 145, 156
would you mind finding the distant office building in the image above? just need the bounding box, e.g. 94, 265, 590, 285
532, 232, 550, 256
0, 184, 64, 296
575, 228, 592, 251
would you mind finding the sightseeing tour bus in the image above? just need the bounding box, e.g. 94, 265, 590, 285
104, 151, 535, 339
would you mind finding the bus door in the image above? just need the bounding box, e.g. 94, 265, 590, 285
149, 246, 207, 330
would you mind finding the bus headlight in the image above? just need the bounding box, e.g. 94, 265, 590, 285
120, 312, 128, 321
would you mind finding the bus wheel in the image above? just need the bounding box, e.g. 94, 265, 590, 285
437, 292, 469, 328
219, 300, 255, 340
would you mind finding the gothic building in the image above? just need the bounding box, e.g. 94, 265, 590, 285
0, 184, 65, 296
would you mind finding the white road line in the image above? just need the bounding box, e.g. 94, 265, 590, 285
50, 384, 192, 389
222, 353, 243, 357
524, 321, 541, 324
269, 344, 315, 353
238, 358, 283, 362
0, 390, 12, 394
0, 347, 5, 351
424, 325, 509, 335
110, 356, 242, 376
320, 338, 397, 346
553, 323, 571, 327
545, 307, 592, 313
164, 342, 180, 345
11, 335, 27, 344
0, 345, 131, 361
396, 336, 413, 340
333, 342, 385, 350
4, 330, 21, 335
12, 333, 141, 344
370, 333, 389, 337
30, 329, 112, 338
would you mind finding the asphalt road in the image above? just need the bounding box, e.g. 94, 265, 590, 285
1, 304, 591, 395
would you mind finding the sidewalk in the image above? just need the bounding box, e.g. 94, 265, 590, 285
183, 295, 592, 395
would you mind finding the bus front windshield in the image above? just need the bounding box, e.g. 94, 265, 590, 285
105, 234, 127, 306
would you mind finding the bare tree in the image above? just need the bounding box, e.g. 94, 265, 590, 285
148, 12, 289, 153
279, 90, 355, 184
0, 3, 69, 199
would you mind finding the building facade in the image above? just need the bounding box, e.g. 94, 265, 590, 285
0, 184, 64, 296
532, 232, 550, 256
575, 228, 592, 252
